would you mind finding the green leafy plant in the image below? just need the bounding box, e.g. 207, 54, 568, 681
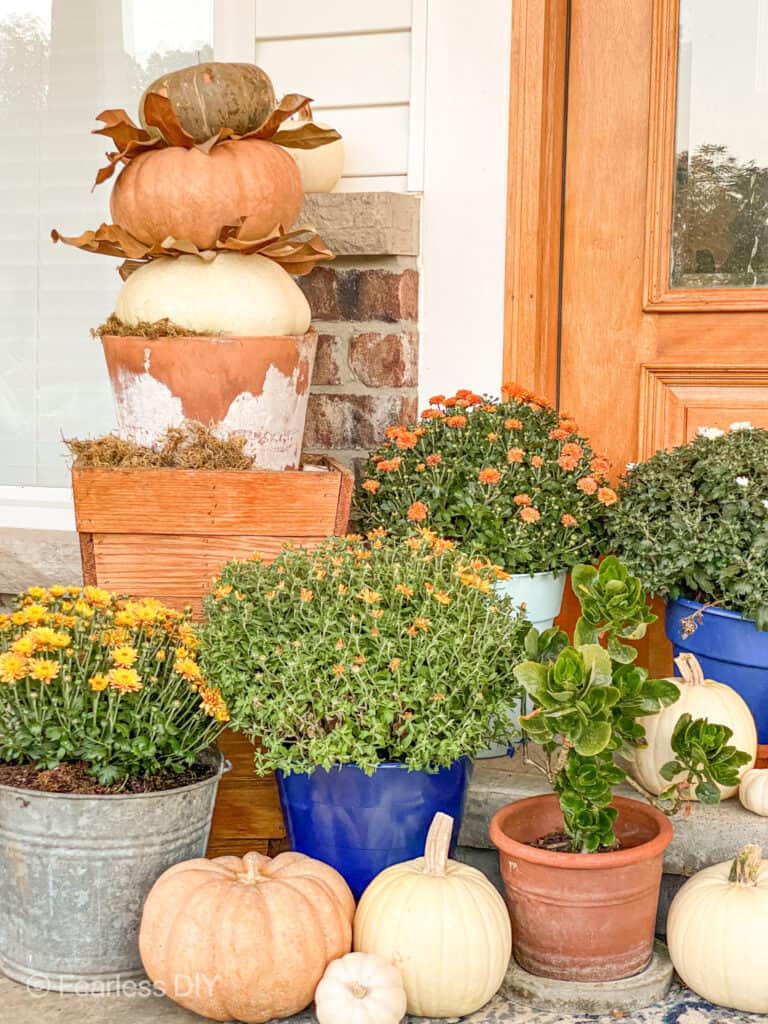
356, 384, 616, 573
516, 557, 751, 852
0, 586, 228, 785
201, 529, 530, 775
610, 424, 768, 627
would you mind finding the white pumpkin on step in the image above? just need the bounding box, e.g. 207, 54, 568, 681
353, 812, 511, 1018
314, 953, 407, 1024
279, 104, 344, 193
115, 253, 312, 337
628, 653, 757, 798
667, 844, 768, 1013
739, 768, 768, 816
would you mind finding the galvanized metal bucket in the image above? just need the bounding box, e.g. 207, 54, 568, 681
0, 750, 227, 992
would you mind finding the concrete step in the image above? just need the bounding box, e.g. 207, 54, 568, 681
1, 973, 763, 1023
458, 751, 768, 876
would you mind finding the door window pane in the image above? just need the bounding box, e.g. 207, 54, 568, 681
0, 0, 213, 486
671, 0, 768, 289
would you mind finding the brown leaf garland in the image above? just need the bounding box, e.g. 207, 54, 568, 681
50, 222, 334, 277
93, 92, 341, 185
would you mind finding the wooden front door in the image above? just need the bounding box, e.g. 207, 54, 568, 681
506, 0, 768, 671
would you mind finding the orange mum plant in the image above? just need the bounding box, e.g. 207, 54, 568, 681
357, 385, 617, 573
202, 531, 530, 775
0, 587, 228, 785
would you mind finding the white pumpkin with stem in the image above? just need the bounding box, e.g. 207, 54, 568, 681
739, 768, 768, 816
115, 253, 312, 337
628, 653, 757, 798
667, 844, 768, 1013
353, 812, 511, 1018
279, 103, 344, 193
314, 952, 407, 1024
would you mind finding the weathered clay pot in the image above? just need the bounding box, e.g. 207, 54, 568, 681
100, 330, 317, 471
489, 794, 673, 982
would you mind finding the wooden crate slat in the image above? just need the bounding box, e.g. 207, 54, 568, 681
90, 533, 324, 596
72, 466, 343, 536
206, 839, 270, 857
209, 782, 286, 840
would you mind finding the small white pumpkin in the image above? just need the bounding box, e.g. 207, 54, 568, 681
739, 767, 768, 816
667, 844, 768, 1013
314, 953, 406, 1024
115, 253, 312, 337
628, 653, 757, 799
279, 105, 344, 192
354, 813, 511, 1018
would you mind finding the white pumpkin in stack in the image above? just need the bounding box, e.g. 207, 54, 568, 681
115, 253, 311, 337
279, 105, 344, 192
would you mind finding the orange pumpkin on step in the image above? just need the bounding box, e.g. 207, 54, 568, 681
110, 138, 303, 249
139, 850, 355, 1023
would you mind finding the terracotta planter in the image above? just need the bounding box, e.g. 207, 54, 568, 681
489, 794, 673, 982
100, 330, 317, 470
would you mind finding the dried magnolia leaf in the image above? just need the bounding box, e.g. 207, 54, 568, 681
249, 93, 313, 139
52, 221, 334, 276
141, 92, 196, 148
93, 107, 153, 150
51, 224, 160, 260
272, 122, 342, 150
92, 108, 167, 185
90, 91, 339, 185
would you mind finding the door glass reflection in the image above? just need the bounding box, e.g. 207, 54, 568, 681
671, 0, 768, 289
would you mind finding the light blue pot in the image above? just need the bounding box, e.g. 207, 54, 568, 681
477, 570, 567, 759
494, 570, 567, 631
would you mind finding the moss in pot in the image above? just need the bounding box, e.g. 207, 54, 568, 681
489, 557, 751, 982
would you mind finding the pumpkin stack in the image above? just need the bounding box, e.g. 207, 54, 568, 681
53, 62, 343, 470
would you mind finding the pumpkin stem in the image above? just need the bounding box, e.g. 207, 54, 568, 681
674, 652, 705, 687
728, 844, 763, 885
240, 851, 267, 883
423, 812, 453, 876
349, 982, 368, 999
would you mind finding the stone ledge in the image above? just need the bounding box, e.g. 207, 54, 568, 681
300, 192, 421, 257
0, 528, 82, 593
460, 755, 768, 876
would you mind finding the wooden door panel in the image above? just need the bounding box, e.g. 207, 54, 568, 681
639, 366, 768, 456
528, 0, 768, 675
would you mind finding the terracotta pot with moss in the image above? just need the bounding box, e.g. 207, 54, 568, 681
100, 252, 317, 471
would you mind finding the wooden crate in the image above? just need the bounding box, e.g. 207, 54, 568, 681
72, 457, 354, 856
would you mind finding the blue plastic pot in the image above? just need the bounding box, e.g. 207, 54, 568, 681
666, 597, 768, 744
276, 758, 473, 899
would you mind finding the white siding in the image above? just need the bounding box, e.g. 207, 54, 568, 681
254, 1, 416, 190
254, 1, 513, 404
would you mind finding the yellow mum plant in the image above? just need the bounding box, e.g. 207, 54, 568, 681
0, 586, 228, 785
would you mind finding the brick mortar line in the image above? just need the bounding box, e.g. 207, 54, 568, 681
311, 320, 419, 334
309, 385, 418, 397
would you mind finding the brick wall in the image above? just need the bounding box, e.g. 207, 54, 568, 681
298, 193, 421, 476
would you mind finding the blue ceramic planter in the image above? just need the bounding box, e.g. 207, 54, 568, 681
276, 758, 472, 899
666, 597, 768, 744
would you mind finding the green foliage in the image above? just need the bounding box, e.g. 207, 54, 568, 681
0, 587, 227, 785
515, 559, 747, 852
202, 531, 529, 776
610, 426, 768, 627
659, 713, 752, 805
356, 386, 615, 573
